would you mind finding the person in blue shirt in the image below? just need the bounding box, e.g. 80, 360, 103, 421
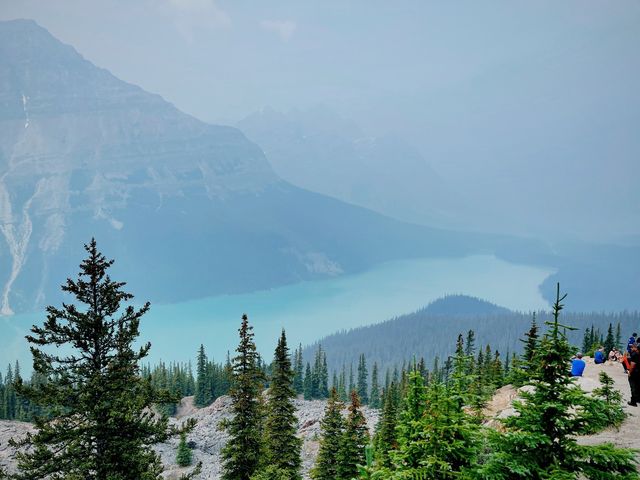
594, 346, 605, 364
571, 353, 586, 377
628, 333, 638, 353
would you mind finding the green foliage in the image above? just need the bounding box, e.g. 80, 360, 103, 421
250, 466, 291, 480
391, 370, 429, 470
509, 313, 540, 387
0, 363, 43, 422
337, 391, 369, 480
311, 388, 345, 480
9, 239, 190, 480
373, 381, 399, 468
478, 283, 639, 479
580, 371, 626, 433
371, 377, 479, 479
176, 432, 193, 467
221, 314, 265, 480
195, 344, 209, 407
357, 354, 369, 405
142, 360, 197, 416
369, 363, 381, 409
303, 362, 313, 400
293, 344, 304, 395
262, 330, 301, 479
604, 323, 616, 358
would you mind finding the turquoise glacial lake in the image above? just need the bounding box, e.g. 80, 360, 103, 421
1, 255, 553, 370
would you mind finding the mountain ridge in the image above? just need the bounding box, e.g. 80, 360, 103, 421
0, 19, 519, 315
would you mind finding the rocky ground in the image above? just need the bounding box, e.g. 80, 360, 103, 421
0, 395, 379, 479
483, 357, 640, 457
1, 358, 637, 478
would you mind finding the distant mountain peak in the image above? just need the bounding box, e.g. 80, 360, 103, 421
424, 295, 512, 316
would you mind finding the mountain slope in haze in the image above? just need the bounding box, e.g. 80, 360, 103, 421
0, 19, 526, 315
1, 20, 636, 316
238, 108, 640, 313
238, 106, 465, 229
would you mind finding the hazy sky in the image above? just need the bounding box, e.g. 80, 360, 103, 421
1, 0, 639, 243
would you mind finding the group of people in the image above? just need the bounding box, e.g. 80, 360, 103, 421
569, 332, 640, 407
569, 346, 612, 377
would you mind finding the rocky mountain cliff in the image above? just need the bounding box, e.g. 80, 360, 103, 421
0, 19, 494, 315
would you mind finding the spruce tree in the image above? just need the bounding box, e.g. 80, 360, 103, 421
591, 371, 625, 428
604, 323, 615, 357
303, 362, 313, 400
311, 388, 345, 480
373, 382, 398, 468
479, 284, 638, 479
320, 354, 329, 399
451, 333, 470, 400
390, 370, 428, 470
221, 314, 265, 480
522, 313, 539, 366
176, 432, 193, 467
312, 346, 322, 398
357, 354, 369, 405
261, 330, 302, 479
348, 364, 355, 395
10, 239, 187, 480
465, 330, 476, 374
0, 370, 5, 419
293, 344, 304, 395
336, 391, 368, 480
195, 344, 209, 407
338, 366, 347, 402
369, 362, 381, 409
4, 365, 15, 420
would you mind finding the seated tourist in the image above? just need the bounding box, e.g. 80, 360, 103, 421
571, 353, 586, 377
594, 346, 606, 364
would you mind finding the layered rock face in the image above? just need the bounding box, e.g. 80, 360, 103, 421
0, 20, 277, 314
1, 20, 475, 315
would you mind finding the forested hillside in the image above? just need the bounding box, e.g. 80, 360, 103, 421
305, 295, 640, 374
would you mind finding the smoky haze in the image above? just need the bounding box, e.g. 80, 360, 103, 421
1, 0, 639, 243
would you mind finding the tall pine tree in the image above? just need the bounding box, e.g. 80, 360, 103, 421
10, 239, 189, 480
195, 344, 209, 407
357, 354, 369, 405
260, 330, 302, 479
311, 388, 345, 480
369, 362, 381, 409
336, 391, 368, 480
221, 314, 265, 480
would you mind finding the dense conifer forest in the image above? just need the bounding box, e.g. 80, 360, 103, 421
305, 299, 640, 375
1, 241, 638, 480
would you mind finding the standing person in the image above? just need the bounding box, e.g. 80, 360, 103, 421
627, 333, 638, 354
571, 353, 586, 377
627, 343, 640, 407
594, 346, 605, 364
